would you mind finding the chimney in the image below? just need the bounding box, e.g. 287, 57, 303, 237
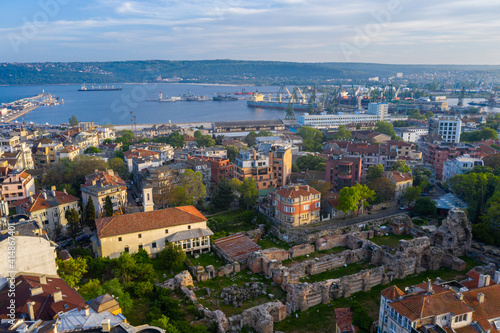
63, 188, 67, 194
494, 271, 500, 284
102, 319, 111, 332
27, 301, 35, 321
42, 192, 47, 200
426, 278, 433, 294
29, 191, 33, 197
84, 305, 90, 317
39, 275, 47, 284
478, 274, 491, 288
53, 291, 63, 303
477, 293, 485, 303
107, 169, 114, 177
30, 286, 43, 296
457, 293, 464, 301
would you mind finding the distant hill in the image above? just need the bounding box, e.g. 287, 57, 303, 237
1, 60, 500, 85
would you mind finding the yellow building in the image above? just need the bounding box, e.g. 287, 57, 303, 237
93, 205, 213, 259
384, 171, 413, 200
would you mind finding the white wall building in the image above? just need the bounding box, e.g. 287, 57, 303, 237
443, 155, 484, 182
429, 116, 462, 143
394, 127, 429, 142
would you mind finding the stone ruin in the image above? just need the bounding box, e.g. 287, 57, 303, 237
227, 301, 287, 333
189, 261, 241, 282
220, 282, 267, 308
429, 208, 472, 256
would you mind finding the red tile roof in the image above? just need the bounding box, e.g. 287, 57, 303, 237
334, 308, 356, 333
213, 233, 261, 262
95, 206, 207, 238
275, 185, 320, 199
463, 285, 500, 332
82, 170, 126, 189
15, 190, 79, 213
381, 285, 405, 301
0, 274, 86, 321
386, 171, 413, 183
123, 148, 159, 159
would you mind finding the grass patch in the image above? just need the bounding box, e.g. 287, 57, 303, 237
207, 209, 257, 234
299, 262, 372, 283
370, 234, 413, 248
188, 252, 224, 268
258, 234, 291, 250
150, 257, 187, 282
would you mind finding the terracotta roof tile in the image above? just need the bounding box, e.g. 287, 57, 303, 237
15, 190, 79, 213
463, 285, 500, 332
213, 233, 261, 262
386, 171, 413, 183
381, 285, 405, 301
95, 206, 207, 238
275, 185, 320, 199
334, 308, 356, 333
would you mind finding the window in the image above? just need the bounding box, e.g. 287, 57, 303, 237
165, 229, 169, 234
303, 204, 310, 210
124, 246, 129, 253
315, 202, 320, 208
138, 234, 142, 238
455, 314, 467, 323
188, 225, 191, 230
138, 244, 143, 250
118, 237, 122, 242
284, 206, 295, 213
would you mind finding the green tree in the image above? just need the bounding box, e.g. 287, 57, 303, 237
298, 126, 325, 152
239, 178, 259, 209
193, 130, 202, 140
56, 257, 87, 288
197, 134, 216, 147
337, 186, 360, 217
484, 154, 500, 169
257, 130, 273, 137
102, 279, 133, 313
78, 279, 105, 301
84, 197, 96, 227
69, 115, 79, 127
413, 167, 432, 188
132, 248, 150, 264
461, 127, 499, 142
375, 121, 396, 138
368, 177, 396, 203
414, 197, 437, 216
108, 157, 129, 180
350, 301, 373, 332
150, 315, 180, 333
120, 130, 135, 142
180, 169, 206, 205
425, 111, 434, 119
291, 163, 300, 173
158, 243, 186, 272
167, 132, 185, 148
244, 131, 258, 146
390, 160, 411, 173
330, 125, 352, 140
211, 178, 234, 211
367, 163, 385, 181
353, 183, 375, 215
104, 196, 114, 217
65, 208, 80, 239
226, 145, 239, 163
403, 186, 421, 205
296, 155, 326, 171
84, 146, 101, 154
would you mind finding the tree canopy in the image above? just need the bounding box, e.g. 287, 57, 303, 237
295, 155, 326, 171
374, 121, 396, 138
69, 115, 79, 127
367, 163, 385, 181
298, 126, 325, 152
460, 127, 498, 142
330, 125, 352, 140
390, 160, 411, 173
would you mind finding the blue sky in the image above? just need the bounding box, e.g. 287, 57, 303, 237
1, 0, 499, 64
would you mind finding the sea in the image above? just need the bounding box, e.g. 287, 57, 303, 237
0, 83, 285, 125
0, 83, 498, 125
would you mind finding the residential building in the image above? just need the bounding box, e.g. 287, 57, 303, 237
352, 130, 391, 143
93, 206, 213, 258
334, 308, 357, 333
194, 147, 227, 159
367, 102, 389, 121
0, 169, 35, 206
74, 131, 100, 150
212, 119, 285, 133
185, 158, 212, 190
325, 156, 362, 192
234, 149, 276, 190
271, 185, 321, 227
131, 156, 162, 185
378, 276, 500, 333
188, 156, 234, 187
96, 126, 116, 141
137, 163, 188, 207
0, 274, 87, 321
32, 139, 64, 168
1, 147, 35, 171
98, 143, 122, 158
385, 141, 422, 160
0, 136, 20, 153
419, 141, 480, 180
130, 142, 174, 163
15, 187, 80, 237
395, 127, 429, 143
0, 216, 56, 288
429, 116, 462, 143
259, 144, 293, 187
443, 155, 484, 182
57, 145, 81, 161
384, 171, 413, 200
124, 148, 161, 172
81, 169, 127, 218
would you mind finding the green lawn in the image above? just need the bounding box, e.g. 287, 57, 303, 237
299, 262, 372, 283
188, 252, 224, 268
370, 234, 413, 248
257, 234, 291, 250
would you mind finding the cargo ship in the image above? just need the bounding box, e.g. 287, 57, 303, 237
146, 91, 182, 102
213, 94, 238, 101
78, 84, 122, 91
234, 89, 253, 95
246, 92, 316, 111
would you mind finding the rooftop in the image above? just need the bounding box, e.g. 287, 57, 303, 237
213, 233, 261, 262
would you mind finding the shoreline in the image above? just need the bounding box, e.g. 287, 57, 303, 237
0, 82, 258, 88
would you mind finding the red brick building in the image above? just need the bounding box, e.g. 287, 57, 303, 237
188, 156, 234, 187
272, 185, 321, 227
325, 156, 362, 192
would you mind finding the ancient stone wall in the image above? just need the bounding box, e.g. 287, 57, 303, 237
429, 208, 472, 256
227, 302, 286, 333
315, 234, 347, 251
189, 261, 241, 282
262, 248, 289, 261
289, 244, 315, 258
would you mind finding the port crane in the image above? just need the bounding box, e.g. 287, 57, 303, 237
284, 87, 298, 120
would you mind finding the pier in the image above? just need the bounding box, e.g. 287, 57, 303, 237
1, 92, 62, 123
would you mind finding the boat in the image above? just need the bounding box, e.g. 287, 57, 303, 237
213, 94, 238, 101
146, 91, 183, 102
468, 101, 488, 107
247, 92, 316, 111
234, 89, 253, 95
78, 83, 122, 91
183, 92, 209, 101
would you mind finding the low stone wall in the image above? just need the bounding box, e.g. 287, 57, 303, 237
315, 234, 347, 251
227, 301, 287, 333
189, 261, 241, 282
262, 248, 290, 261
289, 244, 315, 258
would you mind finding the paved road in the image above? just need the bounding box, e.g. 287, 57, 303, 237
126, 188, 142, 214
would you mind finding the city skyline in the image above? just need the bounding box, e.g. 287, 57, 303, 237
1, 0, 500, 64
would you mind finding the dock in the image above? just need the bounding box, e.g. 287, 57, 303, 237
4, 105, 39, 123
1, 92, 63, 123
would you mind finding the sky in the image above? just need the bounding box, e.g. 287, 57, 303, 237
1, 0, 499, 64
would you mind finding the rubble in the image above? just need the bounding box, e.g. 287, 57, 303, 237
220, 282, 267, 308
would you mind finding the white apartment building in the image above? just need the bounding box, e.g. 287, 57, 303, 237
442, 155, 484, 182
194, 147, 227, 159
429, 116, 462, 143
394, 127, 429, 142
297, 103, 389, 129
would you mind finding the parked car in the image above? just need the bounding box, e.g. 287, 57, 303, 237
77, 234, 90, 242
420, 193, 429, 196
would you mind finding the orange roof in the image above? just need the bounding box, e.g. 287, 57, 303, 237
95, 206, 207, 238
123, 148, 159, 159
82, 170, 126, 189
275, 185, 320, 199
15, 190, 79, 212
381, 285, 405, 301
387, 171, 413, 183
334, 308, 356, 333
463, 285, 500, 332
